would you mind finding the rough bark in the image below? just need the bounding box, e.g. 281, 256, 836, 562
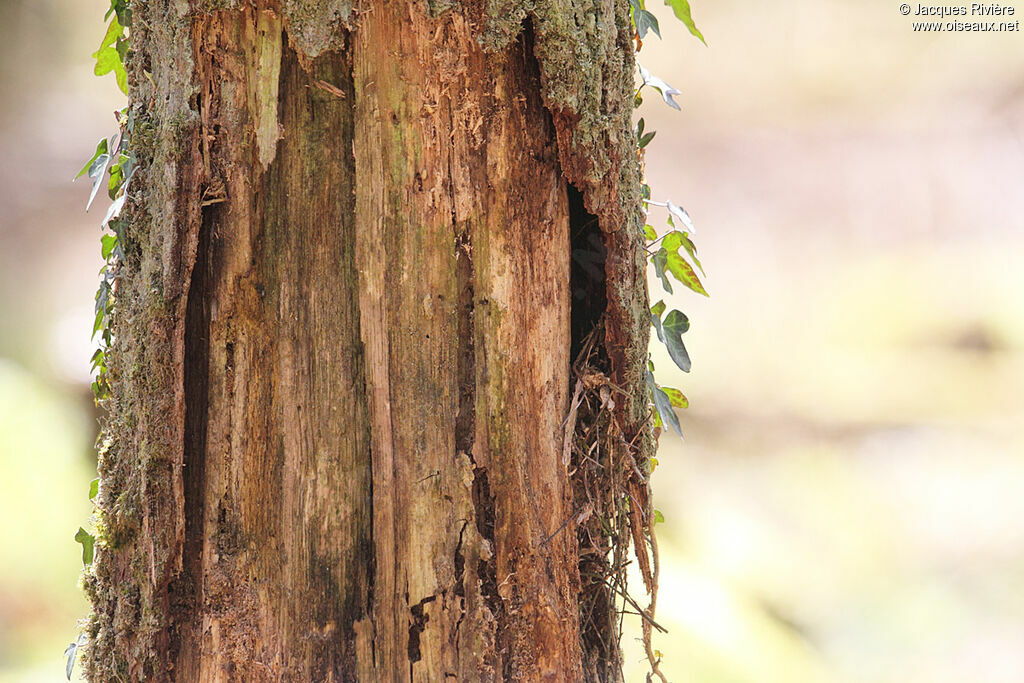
86, 1, 650, 681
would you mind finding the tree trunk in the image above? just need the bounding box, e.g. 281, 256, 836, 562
85, 1, 652, 681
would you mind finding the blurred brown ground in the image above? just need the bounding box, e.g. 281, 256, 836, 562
2, 0, 1023, 680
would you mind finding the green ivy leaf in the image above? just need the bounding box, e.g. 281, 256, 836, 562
661, 386, 689, 408
679, 231, 705, 276
74, 527, 95, 565
666, 251, 709, 296
98, 17, 123, 51
662, 309, 692, 372
650, 300, 666, 341
634, 8, 661, 39
89, 478, 100, 500
643, 224, 657, 241
93, 280, 111, 339
662, 230, 683, 252
92, 18, 129, 95
107, 163, 123, 199
75, 138, 108, 180
101, 234, 117, 260
105, 0, 132, 26
94, 280, 110, 317
637, 117, 657, 149
647, 370, 682, 436
664, 0, 707, 45
93, 46, 128, 94
115, 34, 129, 63
653, 509, 666, 525
85, 151, 110, 212
653, 248, 672, 294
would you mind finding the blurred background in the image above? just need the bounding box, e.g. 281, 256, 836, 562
1, 0, 1022, 680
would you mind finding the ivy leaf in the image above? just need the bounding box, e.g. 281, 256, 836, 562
652, 248, 672, 294
638, 63, 682, 111
666, 250, 709, 296
107, 164, 123, 200
97, 16, 123, 51
637, 118, 656, 149
75, 138, 108, 180
646, 370, 682, 436
102, 192, 127, 227
106, 0, 132, 25
101, 234, 117, 260
92, 20, 129, 96
653, 509, 666, 525
679, 231, 705, 275
64, 640, 78, 680
665, 200, 696, 233
643, 224, 657, 241
662, 309, 691, 372
74, 527, 95, 566
93, 280, 111, 339
89, 478, 100, 500
94, 280, 110, 317
115, 34, 129, 63
634, 9, 661, 39
664, 0, 707, 45
85, 153, 110, 212
650, 300, 666, 341
119, 152, 137, 184
662, 230, 683, 252
93, 46, 128, 94
661, 386, 689, 408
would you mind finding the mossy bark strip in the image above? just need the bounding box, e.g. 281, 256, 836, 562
85, 0, 203, 678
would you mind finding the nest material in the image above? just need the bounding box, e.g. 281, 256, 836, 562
568, 323, 666, 682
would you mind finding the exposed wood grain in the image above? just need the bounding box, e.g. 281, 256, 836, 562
175, 9, 371, 680
353, 3, 579, 679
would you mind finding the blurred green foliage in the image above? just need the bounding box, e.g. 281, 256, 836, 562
0, 362, 93, 682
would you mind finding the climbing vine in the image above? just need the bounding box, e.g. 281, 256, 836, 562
630, 0, 708, 680
67, 0, 133, 678
631, 0, 709, 440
